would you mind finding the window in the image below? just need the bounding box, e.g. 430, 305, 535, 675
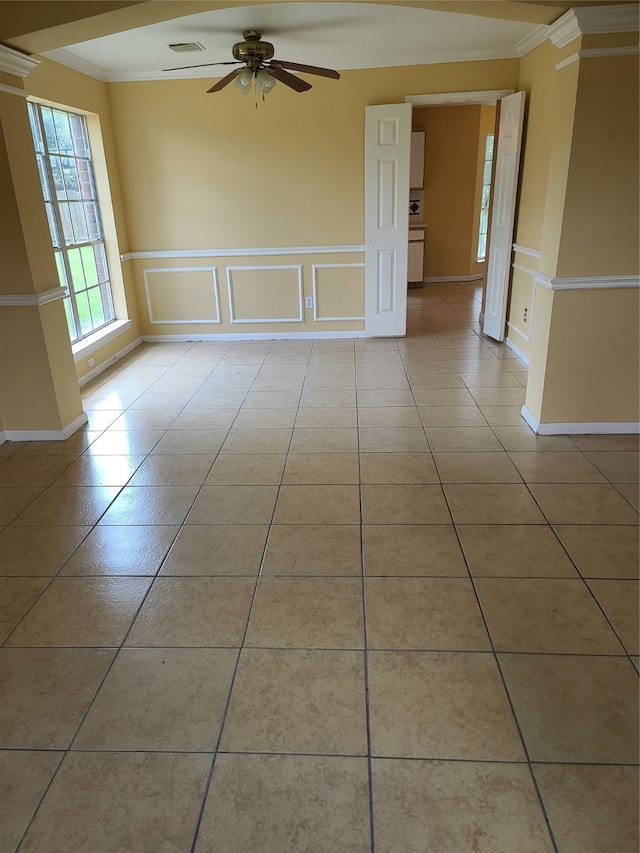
477, 133, 494, 262
28, 103, 115, 343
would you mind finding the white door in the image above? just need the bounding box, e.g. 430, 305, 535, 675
364, 103, 412, 337
483, 91, 526, 341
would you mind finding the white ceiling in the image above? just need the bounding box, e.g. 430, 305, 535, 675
42, 2, 545, 82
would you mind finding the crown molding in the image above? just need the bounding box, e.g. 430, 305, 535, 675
550, 4, 640, 50
0, 44, 40, 78
43, 48, 108, 82
515, 24, 551, 57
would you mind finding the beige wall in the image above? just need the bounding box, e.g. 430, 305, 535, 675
412, 105, 482, 279
105, 59, 518, 336
555, 53, 639, 278
514, 35, 640, 429
540, 287, 640, 424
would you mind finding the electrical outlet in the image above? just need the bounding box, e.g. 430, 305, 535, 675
88, 357, 95, 367
305, 296, 314, 309
523, 307, 528, 323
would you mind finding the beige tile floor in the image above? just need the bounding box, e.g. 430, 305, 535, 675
1, 282, 639, 852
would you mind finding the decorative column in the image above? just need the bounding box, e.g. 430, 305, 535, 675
0, 44, 86, 440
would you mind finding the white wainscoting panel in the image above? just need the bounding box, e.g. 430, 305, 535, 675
312, 263, 365, 322
227, 265, 304, 323
143, 267, 220, 324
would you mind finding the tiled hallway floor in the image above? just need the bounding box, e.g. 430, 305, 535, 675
1, 283, 638, 851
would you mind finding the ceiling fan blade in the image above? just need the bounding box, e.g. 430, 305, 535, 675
265, 66, 312, 92
270, 60, 340, 80
163, 61, 241, 72
207, 68, 244, 93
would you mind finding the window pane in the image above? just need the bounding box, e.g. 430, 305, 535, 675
54, 252, 68, 289
53, 110, 73, 155
63, 297, 78, 342
41, 107, 58, 153
28, 104, 44, 152
477, 233, 487, 260
45, 203, 61, 247
92, 243, 109, 283
480, 208, 488, 233
84, 202, 101, 240
75, 290, 93, 335
80, 245, 99, 287
77, 160, 94, 199
486, 134, 494, 157
69, 201, 89, 243
483, 160, 493, 184
100, 282, 115, 322
70, 113, 89, 157
88, 286, 106, 327
58, 203, 74, 245
61, 157, 80, 200
67, 247, 85, 292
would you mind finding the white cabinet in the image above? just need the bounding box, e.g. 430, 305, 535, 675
410, 130, 425, 189
408, 228, 425, 284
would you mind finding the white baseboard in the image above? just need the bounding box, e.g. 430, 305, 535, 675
78, 336, 144, 387
505, 337, 530, 366
2, 411, 89, 442
423, 275, 484, 283
143, 331, 369, 342
521, 406, 640, 435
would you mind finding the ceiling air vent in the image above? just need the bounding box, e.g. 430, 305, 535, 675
168, 42, 205, 53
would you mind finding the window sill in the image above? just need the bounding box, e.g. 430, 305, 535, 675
72, 319, 132, 362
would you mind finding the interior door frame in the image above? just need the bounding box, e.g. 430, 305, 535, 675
404, 88, 516, 331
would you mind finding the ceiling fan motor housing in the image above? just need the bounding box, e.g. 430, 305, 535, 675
232, 30, 275, 64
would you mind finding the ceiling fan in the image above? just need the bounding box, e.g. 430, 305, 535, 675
164, 30, 340, 97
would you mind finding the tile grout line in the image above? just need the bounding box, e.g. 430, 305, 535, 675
187, 338, 309, 853
445, 497, 562, 853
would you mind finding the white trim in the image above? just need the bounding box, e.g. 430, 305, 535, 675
580, 46, 640, 61
553, 46, 639, 72
227, 265, 304, 324
549, 10, 582, 49
533, 274, 640, 291
143, 267, 221, 325
121, 245, 365, 262
0, 44, 40, 78
574, 4, 640, 36
521, 406, 640, 435
513, 262, 538, 279
534, 273, 554, 290
0, 287, 67, 307
549, 4, 640, 49
0, 82, 29, 99
513, 244, 541, 259
78, 336, 143, 386
423, 275, 484, 283
555, 53, 580, 71
405, 89, 514, 107
505, 331, 531, 362
72, 319, 132, 361
43, 48, 109, 81
3, 411, 89, 442
143, 331, 366, 342
515, 25, 551, 57
50, 50, 521, 84
311, 263, 365, 322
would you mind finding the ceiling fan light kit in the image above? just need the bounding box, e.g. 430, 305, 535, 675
164, 30, 340, 103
